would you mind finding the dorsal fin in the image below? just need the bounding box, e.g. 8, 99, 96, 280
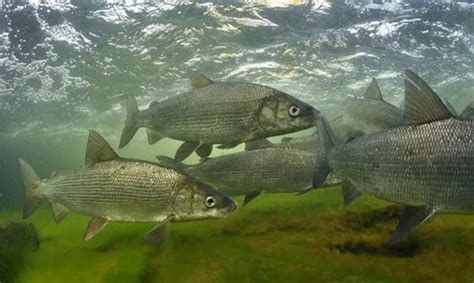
403, 70, 452, 125
443, 98, 457, 115
188, 71, 214, 89
364, 78, 383, 101
85, 130, 119, 166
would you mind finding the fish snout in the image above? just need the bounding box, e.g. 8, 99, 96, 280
309, 107, 321, 124
224, 198, 238, 214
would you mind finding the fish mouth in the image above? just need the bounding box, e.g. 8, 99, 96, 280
224, 198, 238, 214
312, 110, 321, 123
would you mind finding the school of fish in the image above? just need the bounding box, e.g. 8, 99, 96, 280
18, 70, 474, 245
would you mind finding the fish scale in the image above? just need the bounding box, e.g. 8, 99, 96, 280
330, 118, 474, 212
186, 145, 320, 196
142, 82, 271, 143
44, 160, 184, 221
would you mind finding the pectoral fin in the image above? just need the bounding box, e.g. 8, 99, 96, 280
144, 214, 175, 243
244, 139, 273, 151
51, 202, 69, 224
196, 144, 213, 158
217, 130, 260, 149
146, 129, 163, 145
341, 179, 362, 206
292, 184, 312, 195
84, 217, 109, 241
175, 142, 200, 162
242, 191, 263, 207
388, 205, 436, 245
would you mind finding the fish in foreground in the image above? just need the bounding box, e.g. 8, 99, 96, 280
19, 131, 237, 241
119, 71, 320, 161
314, 70, 474, 245
157, 133, 339, 206
344, 78, 403, 135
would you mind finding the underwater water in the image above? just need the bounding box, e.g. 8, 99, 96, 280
0, 0, 474, 282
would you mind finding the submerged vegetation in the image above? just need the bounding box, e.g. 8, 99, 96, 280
2, 186, 474, 282
0, 222, 39, 283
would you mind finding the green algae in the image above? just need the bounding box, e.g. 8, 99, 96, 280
1, 186, 474, 283
0, 221, 39, 283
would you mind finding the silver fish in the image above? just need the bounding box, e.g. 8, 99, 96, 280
314, 70, 474, 245
119, 71, 320, 161
157, 134, 339, 206
344, 78, 403, 135
19, 131, 237, 241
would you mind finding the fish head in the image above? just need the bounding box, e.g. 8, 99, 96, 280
258, 91, 320, 136
172, 178, 237, 221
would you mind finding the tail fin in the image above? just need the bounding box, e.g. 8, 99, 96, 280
313, 117, 336, 188
18, 159, 43, 219
119, 95, 140, 148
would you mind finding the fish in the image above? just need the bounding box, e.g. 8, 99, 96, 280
344, 78, 403, 135
314, 70, 474, 245
119, 71, 320, 161
18, 130, 237, 241
461, 102, 474, 119
157, 133, 339, 206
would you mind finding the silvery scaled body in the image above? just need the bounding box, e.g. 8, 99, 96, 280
315, 70, 474, 244
119, 71, 320, 161
19, 131, 236, 241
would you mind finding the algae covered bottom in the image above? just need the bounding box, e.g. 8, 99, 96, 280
3, 189, 474, 282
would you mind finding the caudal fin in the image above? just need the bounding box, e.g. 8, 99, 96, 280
18, 159, 43, 219
119, 95, 140, 148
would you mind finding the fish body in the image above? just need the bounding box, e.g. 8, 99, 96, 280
158, 134, 339, 205
330, 118, 474, 212
315, 70, 474, 244
119, 72, 320, 161
43, 160, 224, 222
344, 78, 403, 134
19, 131, 236, 240
187, 146, 319, 196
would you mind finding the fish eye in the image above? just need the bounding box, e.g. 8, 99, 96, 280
205, 196, 216, 208
288, 105, 300, 118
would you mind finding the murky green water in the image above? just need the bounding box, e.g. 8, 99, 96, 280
0, 1, 473, 282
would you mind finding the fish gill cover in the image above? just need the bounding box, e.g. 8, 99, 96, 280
0, 0, 473, 209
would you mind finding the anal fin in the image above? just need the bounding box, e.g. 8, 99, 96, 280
84, 217, 109, 241
51, 202, 69, 224
388, 205, 436, 245
341, 179, 362, 206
